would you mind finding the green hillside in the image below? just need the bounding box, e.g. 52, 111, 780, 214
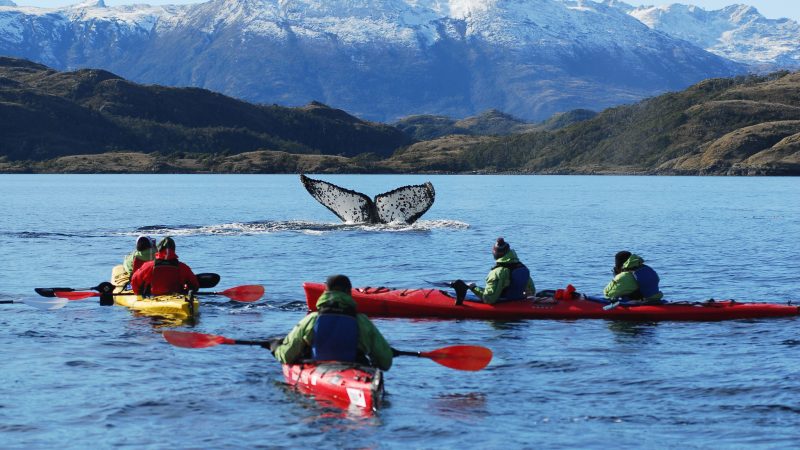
0, 57, 411, 161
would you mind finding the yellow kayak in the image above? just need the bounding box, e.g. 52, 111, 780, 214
110, 264, 199, 320
114, 292, 199, 320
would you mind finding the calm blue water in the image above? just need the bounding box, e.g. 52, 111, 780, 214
1, 174, 799, 448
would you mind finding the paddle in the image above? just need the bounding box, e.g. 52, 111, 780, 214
603, 301, 620, 311
162, 331, 493, 371
35, 285, 102, 298
392, 346, 492, 371
55, 284, 265, 302
424, 280, 457, 288
424, 280, 474, 304
0, 297, 70, 310
34, 273, 221, 298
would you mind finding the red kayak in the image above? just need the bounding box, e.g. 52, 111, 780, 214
282, 362, 383, 412
303, 282, 800, 321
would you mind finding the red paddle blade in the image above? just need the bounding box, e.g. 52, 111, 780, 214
220, 285, 264, 302
162, 331, 235, 349
421, 345, 493, 371
54, 291, 99, 300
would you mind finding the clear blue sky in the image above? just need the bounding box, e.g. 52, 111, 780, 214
12, 1, 800, 21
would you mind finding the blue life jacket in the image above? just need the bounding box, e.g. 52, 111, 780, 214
499, 262, 530, 300
312, 307, 359, 362
631, 265, 660, 300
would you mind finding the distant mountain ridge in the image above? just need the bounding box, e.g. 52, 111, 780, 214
0, 0, 742, 121
604, 1, 800, 69
395, 109, 596, 140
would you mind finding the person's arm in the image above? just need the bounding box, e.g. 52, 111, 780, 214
357, 315, 393, 371
123, 252, 135, 273
273, 314, 316, 364
473, 268, 508, 304
180, 263, 200, 291
603, 272, 638, 299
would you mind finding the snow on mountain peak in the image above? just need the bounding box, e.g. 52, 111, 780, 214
626, 2, 800, 68
0, 0, 17, 6
72, 0, 107, 8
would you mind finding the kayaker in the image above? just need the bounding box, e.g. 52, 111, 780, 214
603, 251, 664, 303
123, 236, 155, 276
268, 274, 394, 371
131, 237, 200, 296
453, 237, 535, 305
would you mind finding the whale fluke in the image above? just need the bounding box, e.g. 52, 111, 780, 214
300, 174, 435, 224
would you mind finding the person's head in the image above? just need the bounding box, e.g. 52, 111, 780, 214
157, 236, 176, 252
614, 251, 632, 274
492, 237, 510, 260
136, 235, 153, 251
325, 274, 352, 293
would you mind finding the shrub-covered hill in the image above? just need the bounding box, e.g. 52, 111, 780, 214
0, 57, 411, 161
399, 72, 800, 175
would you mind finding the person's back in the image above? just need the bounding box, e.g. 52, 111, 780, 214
460, 237, 535, 305
270, 275, 393, 371
603, 251, 663, 303
131, 237, 199, 296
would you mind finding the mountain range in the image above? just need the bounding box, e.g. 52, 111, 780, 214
0, 0, 749, 121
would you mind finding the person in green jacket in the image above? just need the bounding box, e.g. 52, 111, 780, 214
453, 237, 535, 305
123, 236, 155, 275
270, 275, 394, 371
112, 236, 155, 289
603, 251, 664, 303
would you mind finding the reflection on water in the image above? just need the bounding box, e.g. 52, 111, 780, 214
607, 321, 659, 341
277, 382, 382, 423
430, 392, 489, 420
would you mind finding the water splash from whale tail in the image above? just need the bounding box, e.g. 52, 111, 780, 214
300, 174, 435, 224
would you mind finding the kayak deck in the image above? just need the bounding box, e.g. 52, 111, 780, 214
114, 292, 199, 320
282, 362, 383, 412
303, 282, 800, 321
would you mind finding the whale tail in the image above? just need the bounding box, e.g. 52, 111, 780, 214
300, 174, 435, 224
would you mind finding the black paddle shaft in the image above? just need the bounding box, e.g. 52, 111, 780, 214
392, 349, 422, 357
232, 339, 271, 346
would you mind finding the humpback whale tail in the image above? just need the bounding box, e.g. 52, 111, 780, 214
300, 174, 435, 224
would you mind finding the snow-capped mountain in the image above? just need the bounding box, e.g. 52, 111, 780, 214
606, 1, 800, 69
0, 0, 743, 121
0, 1, 16, 7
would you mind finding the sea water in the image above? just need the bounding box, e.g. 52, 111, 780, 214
1, 174, 799, 448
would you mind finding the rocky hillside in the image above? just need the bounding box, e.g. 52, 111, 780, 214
0, 57, 411, 161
